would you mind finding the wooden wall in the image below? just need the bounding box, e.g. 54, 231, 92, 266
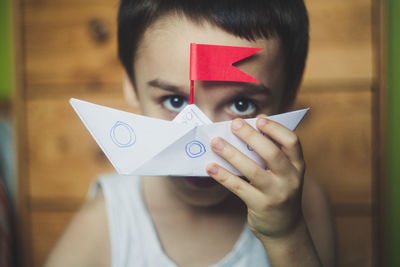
14, 0, 378, 266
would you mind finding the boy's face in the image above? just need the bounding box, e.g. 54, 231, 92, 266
128, 14, 288, 207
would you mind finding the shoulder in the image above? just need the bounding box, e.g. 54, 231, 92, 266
301, 175, 336, 267
44, 191, 110, 267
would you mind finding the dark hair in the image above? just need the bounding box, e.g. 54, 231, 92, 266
117, 0, 309, 106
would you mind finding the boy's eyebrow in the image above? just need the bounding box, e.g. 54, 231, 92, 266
239, 83, 272, 96
148, 79, 187, 95
148, 79, 272, 96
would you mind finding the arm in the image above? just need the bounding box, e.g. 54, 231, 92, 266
44, 191, 110, 267
206, 117, 335, 266
257, 176, 335, 267
302, 176, 336, 266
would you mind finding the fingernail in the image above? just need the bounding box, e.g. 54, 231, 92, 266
257, 118, 268, 127
206, 164, 219, 175
211, 138, 225, 151
232, 119, 243, 130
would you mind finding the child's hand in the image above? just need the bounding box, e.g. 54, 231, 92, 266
206, 117, 305, 239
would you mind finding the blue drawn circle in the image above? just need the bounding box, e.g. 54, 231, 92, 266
185, 111, 193, 121
110, 121, 136, 148
185, 140, 206, 158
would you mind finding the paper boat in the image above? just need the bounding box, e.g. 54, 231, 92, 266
70, 98, 308, 176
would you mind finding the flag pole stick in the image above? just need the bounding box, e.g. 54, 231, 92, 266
190, 80, 194, 104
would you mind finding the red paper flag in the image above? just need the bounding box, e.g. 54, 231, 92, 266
190, 43, 262, 83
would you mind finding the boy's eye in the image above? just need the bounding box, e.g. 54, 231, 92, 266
162, 95, 188, 112
229, 98, 256, 115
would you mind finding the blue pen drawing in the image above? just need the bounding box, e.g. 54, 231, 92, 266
185, 110, 193, 121
110, 121, 136, 148
247, 144, 254, 151
185, 140, 206, 158
182, 108, 207, 126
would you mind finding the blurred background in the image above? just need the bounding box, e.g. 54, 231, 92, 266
0, 0, 399, 266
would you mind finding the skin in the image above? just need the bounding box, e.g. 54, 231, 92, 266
45, 14, 336, 267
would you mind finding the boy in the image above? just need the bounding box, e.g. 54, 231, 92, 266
46, 0, 335, 266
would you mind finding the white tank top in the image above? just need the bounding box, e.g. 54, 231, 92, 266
89, 173, 271, 267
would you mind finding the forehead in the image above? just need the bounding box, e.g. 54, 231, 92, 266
134, 14, 285, 90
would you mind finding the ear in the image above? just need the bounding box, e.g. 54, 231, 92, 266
123, 74, 141, 109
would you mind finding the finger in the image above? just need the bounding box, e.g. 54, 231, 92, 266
256, 118, 304, 172
230, 119, 293, 175
210, 137, 271, 189
206, 163, 264, 208
256, 113, 268, 119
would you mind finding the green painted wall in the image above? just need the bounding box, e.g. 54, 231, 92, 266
0, 0, 13, 99
388, 0, 400, 266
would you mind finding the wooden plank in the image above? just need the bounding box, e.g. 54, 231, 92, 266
23, 0, 372, 94
295, 90, 372, 208
13, 0, 33, 266
26, 92, 138, 200
30, 209, 372, 267
335, 215, 373, 267
24, 1, 123, 87
304, 0, 373, 83
31, 211, 75, 267
25, 83, 124, 99
23, 0, 118, 5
